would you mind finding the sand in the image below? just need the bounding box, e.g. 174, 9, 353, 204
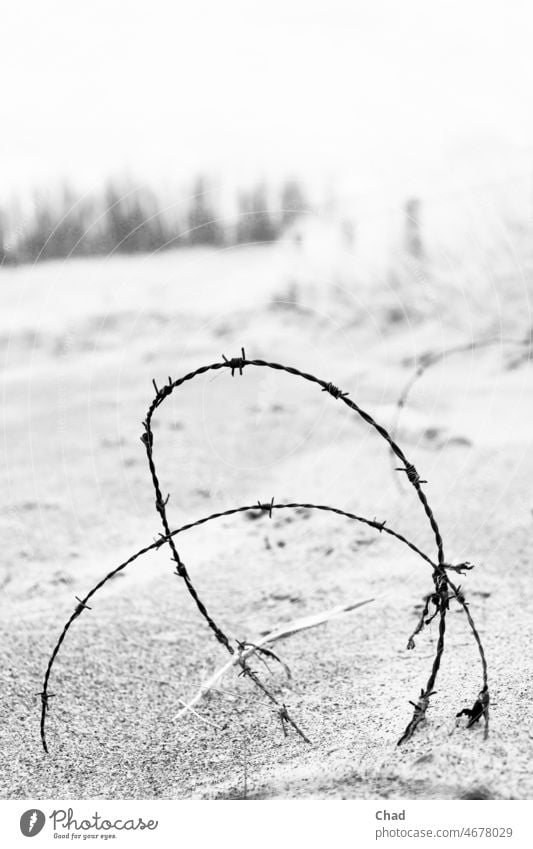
1, 246, 532, 799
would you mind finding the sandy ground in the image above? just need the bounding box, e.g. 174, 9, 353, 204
1, 245, 533, 799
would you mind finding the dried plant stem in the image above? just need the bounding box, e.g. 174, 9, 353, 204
173, 596, 375, 728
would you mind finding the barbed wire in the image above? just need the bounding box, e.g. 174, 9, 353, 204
141, 353, 467, 742
39, 352, 490, 752
38, 501, 440, 751
389, 333, 532, 493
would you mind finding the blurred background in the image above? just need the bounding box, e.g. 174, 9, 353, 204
2, 0, 533, 564
3, 1, 533, 800
2, 0, 533, 316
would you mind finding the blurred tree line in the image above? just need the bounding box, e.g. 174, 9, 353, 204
0, 177, 307, 265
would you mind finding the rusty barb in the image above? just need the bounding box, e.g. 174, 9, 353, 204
36, 691, 55, 712
139, 431, 152, 448
278, 703, 311, 744
444, 561, 474, 575
396, 462, 427, 486
406, 592, 438, 650
456, 686, 490, 739
410, 688, 437, 714
321, 382, 349, 400
397, 688, 437, 746
236, 639, 291, 679
155, 492, 170, 510
256, 497, 275, 518
223, 347, 247, 376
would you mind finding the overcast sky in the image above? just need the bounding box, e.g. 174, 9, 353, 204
2, 0, 533, 201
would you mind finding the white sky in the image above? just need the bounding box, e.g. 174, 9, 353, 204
2, 0, 533, 201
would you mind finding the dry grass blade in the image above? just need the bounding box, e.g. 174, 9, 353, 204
173, 596, 376, 723
257, 598, 376, 640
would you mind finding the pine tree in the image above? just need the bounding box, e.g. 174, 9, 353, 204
236, 183, 276, 243
281, 180, 307, 228
187, 177, 221, 245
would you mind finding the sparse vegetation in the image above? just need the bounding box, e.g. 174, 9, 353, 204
0, 177, 308, 265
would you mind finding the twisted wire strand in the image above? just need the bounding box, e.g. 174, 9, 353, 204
390, 334, 532, 493
38, 501, 435, 751
386, 338, 530, 738
38, 537, 159, 753
145, 357, 447, 566
143, 356, 452, 745
397, 607, 446, 745
447, 575, 490, 739
39, 353, 491, 752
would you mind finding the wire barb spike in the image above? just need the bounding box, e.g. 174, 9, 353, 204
321, 382, 349, 400
256, 496, 274, 518
35, 691, 55, 712
222, 347, 247, 376
395, 462, 427, 485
